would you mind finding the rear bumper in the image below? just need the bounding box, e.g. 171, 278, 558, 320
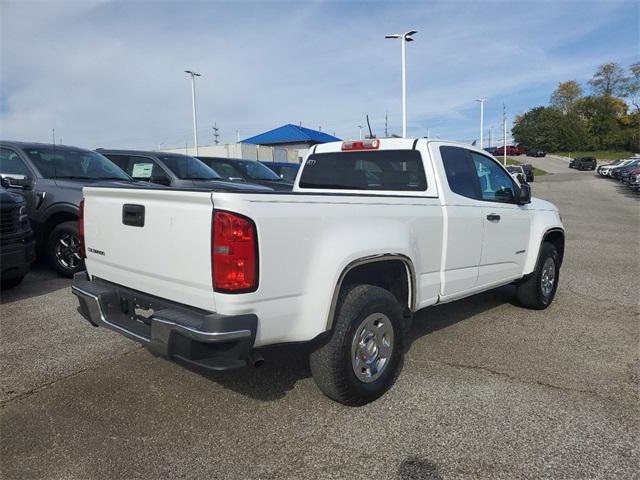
72, 273, 257, 371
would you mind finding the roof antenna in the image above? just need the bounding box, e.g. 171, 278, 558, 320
366, 115, 374, 138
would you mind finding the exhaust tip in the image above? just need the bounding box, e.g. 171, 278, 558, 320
248, 351, 264, 368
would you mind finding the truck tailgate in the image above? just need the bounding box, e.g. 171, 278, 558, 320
82, 187, 216, 312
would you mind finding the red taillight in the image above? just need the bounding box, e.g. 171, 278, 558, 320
341, 139, 380, 151
212, 210, 258, 292
79, 198, 86, 258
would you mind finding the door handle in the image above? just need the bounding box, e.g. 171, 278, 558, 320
486, 213, 501, 222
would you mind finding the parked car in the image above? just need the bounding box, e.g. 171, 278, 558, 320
494, 145, 522, 156
628, 171, 640, 190
98, 150, 272, 192
610, 159, 640, 179
521, 164, 535, 182
621, 166, 640, 185
260, 161, 301, 183
0, 141, 136, 277
505, 165, 527, 185
569, 157, 596, 170
597, 159, 627, 176
0, 178, 36, 289
483, 147, 497, 155
73, 138, 564, 406
197, 157, 293, 191
526, 150, 546, 158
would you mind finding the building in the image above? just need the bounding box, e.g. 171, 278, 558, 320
241, 124, 340, 151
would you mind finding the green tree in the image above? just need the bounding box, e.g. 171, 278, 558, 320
623, 62, 640, 112
588, 63, 627, 96
550, 80, 583, 113
573, 96, 628, 149
512, 107, 565, 151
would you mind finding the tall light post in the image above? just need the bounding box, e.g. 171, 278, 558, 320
476, 98, 487, 149
385, 30, 417, 138
357, 125, 364, 140
184, 70, 201, 155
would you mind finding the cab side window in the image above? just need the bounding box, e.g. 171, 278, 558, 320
0, 148, 31, 177
470, 153, 517, 203
104, 154, 170, 184
440, 146, 480, 199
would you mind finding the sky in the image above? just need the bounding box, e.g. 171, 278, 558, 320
1, 0, 638, 150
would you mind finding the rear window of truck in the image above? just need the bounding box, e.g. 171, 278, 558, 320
298, 150, 427, 191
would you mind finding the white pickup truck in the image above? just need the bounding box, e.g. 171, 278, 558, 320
73, 138, 564, 405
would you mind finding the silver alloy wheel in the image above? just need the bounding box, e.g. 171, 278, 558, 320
55, 233, 81, 270
351, 313, 394, 383
541, 257, 556, 297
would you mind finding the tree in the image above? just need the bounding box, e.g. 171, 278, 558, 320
573, 96, 628, 149
550, 80, 583, 113
588, 63, 626, 97
623, 62, 640, 112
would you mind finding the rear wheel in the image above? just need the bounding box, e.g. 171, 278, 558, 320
47, 221, 84, 278
310, 285, 407, 406
516, 242, 560, 310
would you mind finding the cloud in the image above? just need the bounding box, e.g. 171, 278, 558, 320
0, 0, 637, 148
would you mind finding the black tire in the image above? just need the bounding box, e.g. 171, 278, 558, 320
516, 242, 560, 310
1, 276, 24, 290
46, 221, 84, 278
310, 285, 407, 406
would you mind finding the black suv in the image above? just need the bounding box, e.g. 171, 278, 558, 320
0, 180, 36, 289
569, 157, 597, 170
197, 157, 294, 191
98, 150, 272, 192
0, 142, 135, 277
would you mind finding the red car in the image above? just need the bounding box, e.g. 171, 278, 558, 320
494, 145, 522, 156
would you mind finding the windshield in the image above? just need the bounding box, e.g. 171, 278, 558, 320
23, 147, 130, 180
235, 160, 281, 181
157, 155, 221, 180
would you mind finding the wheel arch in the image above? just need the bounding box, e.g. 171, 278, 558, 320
43, 204, 79, 240
542, 228, 565, 267
325, 254, 416, 331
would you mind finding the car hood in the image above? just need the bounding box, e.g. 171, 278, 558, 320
529, 197, 558, 212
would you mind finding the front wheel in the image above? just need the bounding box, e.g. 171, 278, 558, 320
310, 285, 407, 406
47, 221, 84, 278
516, 242, 560, 310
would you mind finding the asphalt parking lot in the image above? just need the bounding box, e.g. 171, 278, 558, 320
1, 157, 638, 479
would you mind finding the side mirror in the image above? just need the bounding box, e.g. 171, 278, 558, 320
518, 183, 531, 205
0, 174, 33, 190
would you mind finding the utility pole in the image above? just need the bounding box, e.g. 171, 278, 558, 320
502, 103, 507, 166
489, 126, 493, 148
236, 130, 240, 142
184, 70, 201, 155
476, 98, 487, 149
212, 123, 220, 145
357, 125, 364, 140
384, 112, 389, 138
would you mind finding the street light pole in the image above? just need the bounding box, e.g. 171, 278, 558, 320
185, 70, 201, 155
385, 30, 417, 138
358, 125, 364, 140
476, 98, 487, 149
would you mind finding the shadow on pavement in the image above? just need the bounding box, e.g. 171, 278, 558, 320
0, 259, 72, 305
198, 285, 518, 402
398, 456, 442, 480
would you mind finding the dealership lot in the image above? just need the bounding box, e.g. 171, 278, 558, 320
1, 158, 638, 479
